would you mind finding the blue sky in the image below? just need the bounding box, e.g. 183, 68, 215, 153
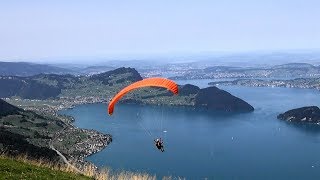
0, 0, 319, 61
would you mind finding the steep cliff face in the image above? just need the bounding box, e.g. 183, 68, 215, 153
194, 86, 254, 112
277, 106, 320, 123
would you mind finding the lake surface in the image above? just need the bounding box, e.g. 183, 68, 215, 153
60, 84, 320, 179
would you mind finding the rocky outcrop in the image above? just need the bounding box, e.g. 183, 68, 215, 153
194, 86, 254, 112
277, 106, 320, 123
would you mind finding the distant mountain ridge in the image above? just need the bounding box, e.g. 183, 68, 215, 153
79, 65, 114, 75
273, 63, 316, 69
209, 76, 320, 91
0, 67, 145, 99
171, 62, 320, 80
0, 62, 72, 76
0, 67, 254, 112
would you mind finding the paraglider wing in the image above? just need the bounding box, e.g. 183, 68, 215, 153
108, 77, 179, 115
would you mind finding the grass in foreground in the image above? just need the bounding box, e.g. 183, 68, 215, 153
0, 156, 91, 180
0, 155, 164, 180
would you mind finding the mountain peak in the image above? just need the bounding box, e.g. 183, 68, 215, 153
90, 67, 142, 85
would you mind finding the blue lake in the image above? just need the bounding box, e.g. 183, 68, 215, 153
60, 85, 320, 179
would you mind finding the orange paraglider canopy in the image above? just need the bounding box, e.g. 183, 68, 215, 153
108, 77, 179, 115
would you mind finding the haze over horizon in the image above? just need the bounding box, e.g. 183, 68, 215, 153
1, 0, 319, 62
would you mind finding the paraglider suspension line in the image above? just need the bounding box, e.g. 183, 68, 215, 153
138, 122, 153, 137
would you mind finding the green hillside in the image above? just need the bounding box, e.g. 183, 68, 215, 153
0, 156, 91, 180
0, 155, 160, 180
1, 67, 254, 112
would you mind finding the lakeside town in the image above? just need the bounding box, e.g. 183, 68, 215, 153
210, 78, 320, 91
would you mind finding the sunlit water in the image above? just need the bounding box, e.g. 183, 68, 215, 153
60, 84, 320, 179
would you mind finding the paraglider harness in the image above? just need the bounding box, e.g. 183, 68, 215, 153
154, 138, 164, 152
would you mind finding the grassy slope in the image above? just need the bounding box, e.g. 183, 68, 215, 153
0, 156, 159, 180
0, 157, 91, 180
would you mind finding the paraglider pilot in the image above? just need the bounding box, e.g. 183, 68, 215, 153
107, 77, 178, 153
154, 138, 165, 152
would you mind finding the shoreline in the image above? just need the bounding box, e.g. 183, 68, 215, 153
54, 105, 113, 171
210, 79, 320, 91
3, 97, 113, 171
2, 86, 255, 170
